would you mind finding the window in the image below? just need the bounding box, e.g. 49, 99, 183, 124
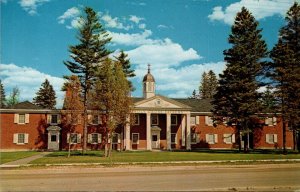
19, 114, 25, 124
156, 99, 161, 105
191, 133, 198, 144
151, 114, 159, 125
190, 116, 196, 125
266, 134, 278, 144
13, 133, 29, 145
51, 115, 58, 124
206, 134, 218, 144
112, 133, 120, 144
223, 134, 235, 144
51, 134, 57, 142
171, 115, 177, 125
88, 133, 101, 144
92, 115, 99, 125
14, 114, 29, 124
171, 133, 177, 144
205, 116, 214, 126
132, 133, 139, 144
134, 114, 140, 125
265, 117, 277, 126
67, 133, 81, 144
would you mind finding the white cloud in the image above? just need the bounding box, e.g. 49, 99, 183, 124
19, 0, 49, 15
139, 23, 146, 29
109, 30, 160, 46
0, 63, 65, 108
101, 13, 132, 30
208, 0, 295, 25
57, 7, 80, 24
129, 15, 144, 24
133, 62, 226, 98
127, 38, 201, 68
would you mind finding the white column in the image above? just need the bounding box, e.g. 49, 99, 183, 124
166, 112, 171, 150
181, 114, 186, 147
186, 113, 191, 150
125, 116, 131, 150
146, 112, 152, 150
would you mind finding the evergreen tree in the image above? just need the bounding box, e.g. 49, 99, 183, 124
261, 85, 277, 114
33, 79, 56, 109
0, 80, 6, 108
6, 86, 20, 108
189, 89, 198, 99
212, 7, 268, 152
115, 50, 135, 91
63, 7, 112, 153
92, 59, 131, 157
268, 2, 300, 152
199, 70, 218, 99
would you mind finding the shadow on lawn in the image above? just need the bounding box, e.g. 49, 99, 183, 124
46, 151, 104, 157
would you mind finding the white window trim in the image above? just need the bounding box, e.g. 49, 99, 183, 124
14, 114, 29, 124
191, 132, 198, 144
190, 116, 196, 125
88, 133, 102, 144
13, 133, 29, 145
134, 114, 140, 125
265, 117, 277, 126
171, 133, 177, 144
223, 134, 235, 144
205, 116, 214, 126
206, 134, 218, 144
132, 133, 140, 144
47, 114, 61, 125
67, 133, 81, 144
151, 114, 159, 126
266, 134, 278, 144
112, 133, 121, 144
171, 115, 177, 126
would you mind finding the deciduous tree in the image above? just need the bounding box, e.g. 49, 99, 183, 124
6, 86, 20, 108
0, 80, 6, 108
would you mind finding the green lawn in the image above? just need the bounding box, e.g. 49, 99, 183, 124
0, 151, 40, 164
30, 150, 300, 165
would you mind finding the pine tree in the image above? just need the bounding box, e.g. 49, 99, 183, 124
92, 59, 131, 157
0, 80, 6, 108
33, 79, 56, 109
212, 7, 267, 152
268, 2, 300, 152
261, 85, 276, 114
199, 70, 218, 99
63, 7, 112, 153
115, 50, 135, 91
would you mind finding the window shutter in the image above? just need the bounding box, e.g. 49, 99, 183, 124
196, 116, 200, 125
24, 134, 29, 144
266, 134, 270, 144
118, 134, 121, 143
67, 133, 70, 144
205, 134, 209, 143
77, 134, 81, 144
77, 115, 82, 124
57, 115, 61, 124
25, 114, 29, 124
14, 114, 19, 124
196, 134, 200, 143
47, 114, 51, 124
88, 134, 92, 143
265, 118, 269, 125
13, 134, 18, 143
214, 134, 218, 143
232, 134, 236, 143
99, 116, 103, 125
273, 117, 277, 126
223, 134, 227, 144
274, 134, 278, 143
87, 115, 92, 124
98, 134, 102, 143
205, 116, 209, 125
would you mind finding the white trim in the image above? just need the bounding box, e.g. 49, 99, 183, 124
132, 133, 139, 144
134, 114, 140, 125
171, 115, 177, 125
151, 114, 159, 125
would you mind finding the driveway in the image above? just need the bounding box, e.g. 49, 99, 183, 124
1, 164, 300, 191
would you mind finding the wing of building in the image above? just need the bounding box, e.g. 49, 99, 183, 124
0, 67, 295, 151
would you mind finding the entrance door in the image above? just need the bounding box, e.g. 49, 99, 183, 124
152, 133, 160, 149
48, 133, 59, 150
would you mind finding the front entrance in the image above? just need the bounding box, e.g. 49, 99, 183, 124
151, 126, 161, 149
47, 126, 61, 150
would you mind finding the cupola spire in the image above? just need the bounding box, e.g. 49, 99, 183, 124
143, 64, 155, 98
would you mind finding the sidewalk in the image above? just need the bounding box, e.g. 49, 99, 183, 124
0, 152, 52, 168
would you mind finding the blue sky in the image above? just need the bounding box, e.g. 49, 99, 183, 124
1, 0, 297, 107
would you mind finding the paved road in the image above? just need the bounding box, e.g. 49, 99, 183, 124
1, 164, 300, 191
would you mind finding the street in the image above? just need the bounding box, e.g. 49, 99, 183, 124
1, 164, 300, 191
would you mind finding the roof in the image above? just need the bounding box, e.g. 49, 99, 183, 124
142, 73, 155, 82
132, 97, 213, 113
9, 101, 44, 110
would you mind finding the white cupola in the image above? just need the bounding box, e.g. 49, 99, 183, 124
143, 64, 155, 99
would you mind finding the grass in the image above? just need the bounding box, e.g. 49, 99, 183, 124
29, 150, 300, 165
0, 151, 40, 164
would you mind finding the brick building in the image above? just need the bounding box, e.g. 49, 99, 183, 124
0, 67, 294, 151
